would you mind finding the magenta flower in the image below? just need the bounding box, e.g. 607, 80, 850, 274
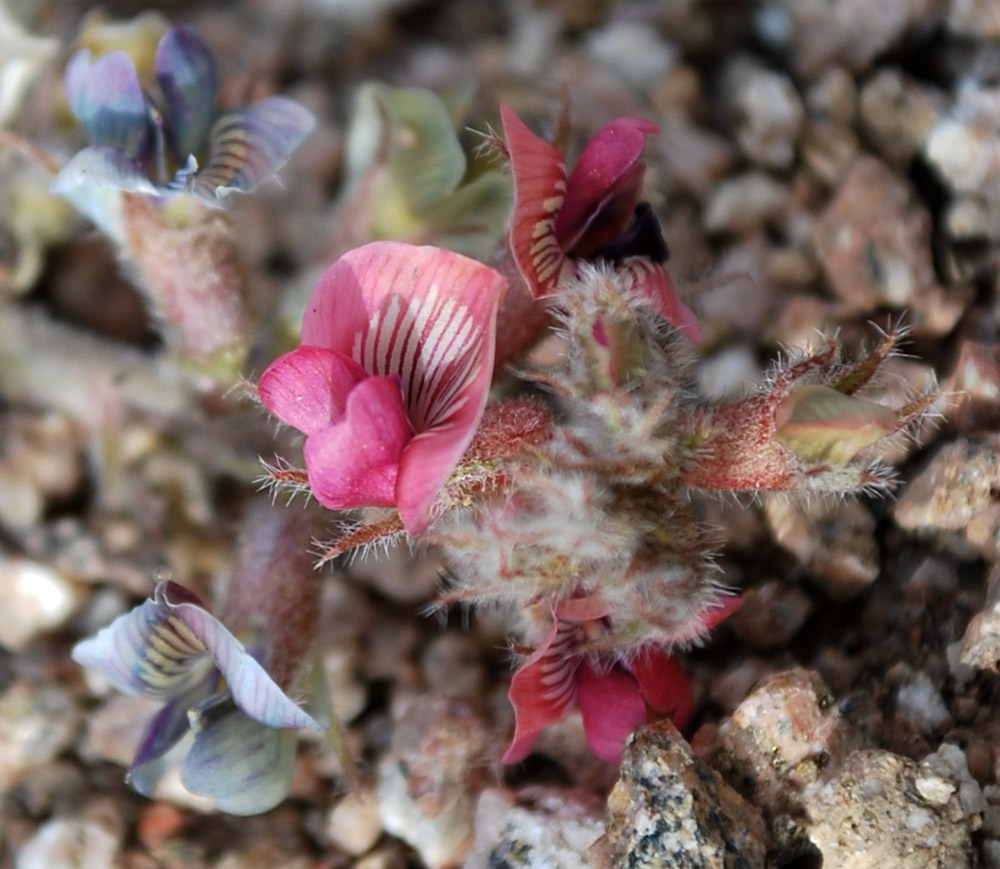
258, 241, 507, 534
502, 595, 740, 764
499, 105, 700, 341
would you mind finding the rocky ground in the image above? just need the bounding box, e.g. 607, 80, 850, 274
3, 0, 1000, 867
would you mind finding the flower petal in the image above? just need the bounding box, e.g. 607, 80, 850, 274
619, 258, 702, 342
630, 650, 693, 727
155, 24, 218, 161
128, 728, 194, 800
72, 581, 322, 731
64, 49, 150, 158
186, 96, 315, 201
499, 104, 569, 297
576, 661, 647, 763
501, 619, 580, 764
181, 706, 297, 815
258, 345, 367, 436
160, 583, 323, 730
297, 242, 506, 533
555, 116, 658, 256
51, 145, 159, 197
130, 683, 212, 773
71, 580, 215, 699
303, 375, 412, 510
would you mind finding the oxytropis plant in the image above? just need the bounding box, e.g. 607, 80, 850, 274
257, 106, 938, 766
71, 82, 938, 812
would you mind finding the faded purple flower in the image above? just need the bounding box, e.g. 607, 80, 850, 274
72, 577, 325, 815
52, 23, 314, 207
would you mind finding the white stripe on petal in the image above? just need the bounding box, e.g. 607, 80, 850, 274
356, 279, 483, 433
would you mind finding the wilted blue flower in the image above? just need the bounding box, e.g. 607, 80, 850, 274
51, 23, 314, 207
72, 579, 326, 815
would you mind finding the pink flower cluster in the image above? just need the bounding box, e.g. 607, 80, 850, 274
257, 106, 924, 765
258, 108, 709, 762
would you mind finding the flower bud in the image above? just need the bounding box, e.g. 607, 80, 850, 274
775, 383, 898, 465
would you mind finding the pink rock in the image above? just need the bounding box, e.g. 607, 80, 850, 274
811, 155, 968, 335
715, 669, 857, 817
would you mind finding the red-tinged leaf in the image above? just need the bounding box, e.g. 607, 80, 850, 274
701, 594, 743, 630
499, 104, 569, 297
303, 375, 412, 510
555, 116, 658, 256
258, 346, 367, 436
576, 661, 647, 763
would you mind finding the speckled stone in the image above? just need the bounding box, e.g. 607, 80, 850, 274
420, 632, 487, 700
77, 693, 160, 768
805, 746, 982, 869
961, 564, 1000, 672
800, 119, 858, 184
376, 693, 491, 868
715, 669, 855, 823
756, 0, 944, 78
599, 719, 767, 869
0, 681, 81, 792
859, 68, 945, 169
324, 792, 383, 856
811, 155, 964, 334
727, 580, 814, 650
464, 786, 604, 869
924, 84, 1000, 241
895, 670, 953, 735
924, 85, 1000, 199
724, 57, 803, 170
585, 21, 676, 90
349, 545, 443, 605
15, 814, 122, 869
0, 411, 81, 530
0, 555, 81, 650
658, 119, 738, 199
893, 434, 1000, 559
764, 496, 879, 600
946, 0, 1000, 37
703, 172, 789, 235
946, 340, 1000, 432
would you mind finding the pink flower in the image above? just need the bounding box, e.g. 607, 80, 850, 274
499, 105, 700, 341
502, 596, 740, 764
259, 241, 507, 534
